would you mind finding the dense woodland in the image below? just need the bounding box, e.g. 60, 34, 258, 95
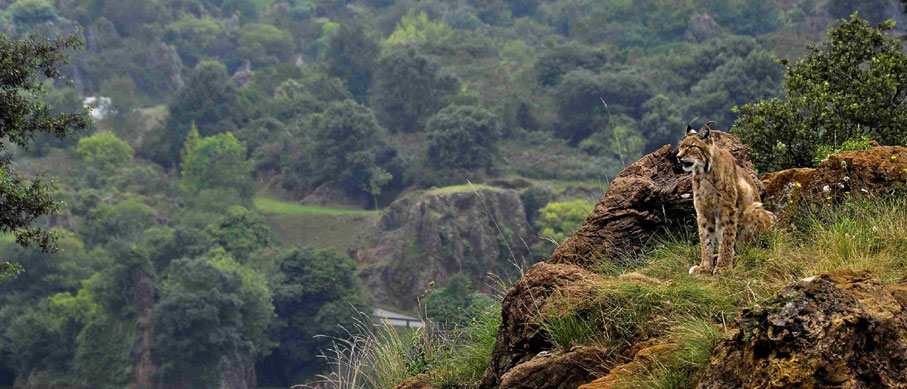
0, 0, 905, 387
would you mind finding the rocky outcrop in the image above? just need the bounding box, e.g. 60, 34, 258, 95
698, 270, 907, 388
761, 146, 907, 212
218, 351, 256, 389
358, 187, 535, 310
129, 268, 156, 389
480, 263, 606, 388
499, 346, 609, 389
549, 131, 758, 269
685, 14, 721, 43
480, 133, 756, 388
579, 344, 677, 389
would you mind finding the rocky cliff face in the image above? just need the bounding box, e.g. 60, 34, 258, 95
478, 138, 907, 389
549, 130, 758, 269
699, 270, 907, 388
481, 131, 758, 388
357, 187, 535, 310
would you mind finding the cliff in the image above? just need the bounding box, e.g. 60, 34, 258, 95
357, 186, 536, 310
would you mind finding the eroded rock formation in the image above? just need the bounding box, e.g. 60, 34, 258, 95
698, 270, 907, 388
549, 130, 758, 269
358, 188, 535, 310
761, 145, 907, 212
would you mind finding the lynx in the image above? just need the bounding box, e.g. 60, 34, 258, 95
676, 122, 773, 275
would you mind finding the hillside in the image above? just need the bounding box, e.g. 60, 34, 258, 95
0, 0, 906, 388
365, 138, 907, 389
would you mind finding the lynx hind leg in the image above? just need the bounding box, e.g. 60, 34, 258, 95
742, 202, 774, 235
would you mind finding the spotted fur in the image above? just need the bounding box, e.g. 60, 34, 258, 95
676, 123, 773, 275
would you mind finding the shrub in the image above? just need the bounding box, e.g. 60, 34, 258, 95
76, 132, 133, 173
535, 199, 594, 244
733, 16, 907, 172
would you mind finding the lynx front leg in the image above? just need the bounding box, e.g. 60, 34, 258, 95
713, 204, 739, 275
689, 215, 716, 275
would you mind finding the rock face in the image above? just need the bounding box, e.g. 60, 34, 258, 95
479, 133, 757, 388
761, 146, 907, 212
698, 270, 907, 388
549, 131, 758, 269
685, 13, 720, 43
499, 346, 608, 389
358, 187, 535, 310
580, 343, 677, 389
480, 263, 606, 388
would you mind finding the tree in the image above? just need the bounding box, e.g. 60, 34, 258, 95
534, 42, 608, 86
238, 23, 294, 68
258, 246, 370, 386
828, 0, 891, 25
76, 132, 133, 173
371, 47, 459, 133
154, 256, 273, 387
180, 129, 254, 200
422, 273, 495, 328
385, 10, 452, 46
535, 200, 595, 244
324, 24, 380, 103
309, 99, 401, 197
0, 32, 90, 277
145, 61, 245, 167
204, 206, 275, 262
733, 15, 907, 172
164, 16, 226, 67
8, 0, 58, 28
425, 104, 502, 174
82, 198, 153, 246
686, 49, 784, 133
552, 69, 606, 143
638, 94, 685, 153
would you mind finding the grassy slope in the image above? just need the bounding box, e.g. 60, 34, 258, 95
539, 193, 907, 388
356, 194, 907, 389
253, 196, 379, 249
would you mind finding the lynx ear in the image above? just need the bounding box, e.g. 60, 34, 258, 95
685, 116, 699, 136
698, 121, 714, 140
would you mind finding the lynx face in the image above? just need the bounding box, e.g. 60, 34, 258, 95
677, 126, 712, 173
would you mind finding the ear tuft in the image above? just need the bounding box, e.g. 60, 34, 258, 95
686, 125, 697, 136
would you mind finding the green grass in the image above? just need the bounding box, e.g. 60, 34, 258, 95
534, 193, 907, 388
427, 184, 503, 195
253, 197, 379, 216
252, 196, 379, 249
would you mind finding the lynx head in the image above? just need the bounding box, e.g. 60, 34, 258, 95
677, 121, 715, 173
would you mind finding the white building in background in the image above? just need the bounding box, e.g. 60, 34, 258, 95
83, 96, 112, 120
372, 308, 424, 329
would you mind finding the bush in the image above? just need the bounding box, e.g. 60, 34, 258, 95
425, 104, 502, 175
180, 129, 254, 200
76, 132, 133, 173
733, 16, 907, 172
535, 199, 594, 245
371, 47, 460, 133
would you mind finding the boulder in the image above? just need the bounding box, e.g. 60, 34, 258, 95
549, 131, 758, 269
480, 263, 606, 388
499, 346, 609, 389
761, 146, 907, 212
698, 270, 907, 388
579, 343, 678, 389
393, 374, 435, 389
358, 187, 535, 310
